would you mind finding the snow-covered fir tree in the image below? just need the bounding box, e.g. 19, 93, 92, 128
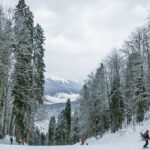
48, 116, 56, 145
10, 0, 34, 143
0, 6, 14, 139
55, 110, 66, 145
70, 108, 80, 144
0, 0, 46, 144
46, 99, 72, 145
79, 76, 95, 138
107, 51, 124, 132
33, 24, 45, 105
64, 98, 71, 144
93, 63, 109, 136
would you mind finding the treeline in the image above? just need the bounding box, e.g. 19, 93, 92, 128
78, 16, 150, 139
47, 99, 72, 145
0, 0, 45, 144
34, 12, 150, 147
36, 99, 80, 146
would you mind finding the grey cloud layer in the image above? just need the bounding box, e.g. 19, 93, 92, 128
1, 0, 150, 80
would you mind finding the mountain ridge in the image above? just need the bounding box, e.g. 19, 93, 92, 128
44, 77, 82, 97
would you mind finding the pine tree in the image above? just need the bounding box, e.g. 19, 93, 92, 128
110, 76, 124, 132
79, 73, 97, 138
79, 82, 92, 138
1, 19, 14, 138
55, 110, 66, 145
106, 51, 124, 132
70, 109, 80, 144
33, 24, 45, 104
123, 29, 148, 125
11, 0, 34, 143
64, 98, 71, 144
93, 63, 109, 136
0, 6, 6, 139
48, 116, 56, 145
0, 0, 45, 143
125, 52, 146, 123
0, 6, 14, 139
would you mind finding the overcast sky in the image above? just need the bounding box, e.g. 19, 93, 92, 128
1, 0, 150, 81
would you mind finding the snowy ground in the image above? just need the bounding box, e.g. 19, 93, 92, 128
0, 142, 142, 150
0, 119, 149, 150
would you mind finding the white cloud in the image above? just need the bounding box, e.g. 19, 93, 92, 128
35, 8, 56, 20
1, 0, 150, 81
45, 93, 79, 104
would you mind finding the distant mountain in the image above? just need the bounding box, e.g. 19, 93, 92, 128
35, 77, 82, 132
45, 78, 81, 96
35, 101, 79, 133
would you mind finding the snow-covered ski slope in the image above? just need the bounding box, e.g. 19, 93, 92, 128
1, 118, 150, 150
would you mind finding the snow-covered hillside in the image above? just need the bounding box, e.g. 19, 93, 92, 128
35, 101, 79, 133
1, 118, 150, 150
34, 77, 81, 132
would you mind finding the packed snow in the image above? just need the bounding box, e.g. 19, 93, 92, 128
1, 118, 150, 150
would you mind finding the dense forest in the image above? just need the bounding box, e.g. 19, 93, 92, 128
0, 0, 45, 144
78, 16, 150, 140
45, 14, 150, 146
1, 0, 150, 146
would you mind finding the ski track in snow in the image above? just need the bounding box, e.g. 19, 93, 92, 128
1, 117, 150, 150
0, 132, 145, 150
0, 144, 142, 150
